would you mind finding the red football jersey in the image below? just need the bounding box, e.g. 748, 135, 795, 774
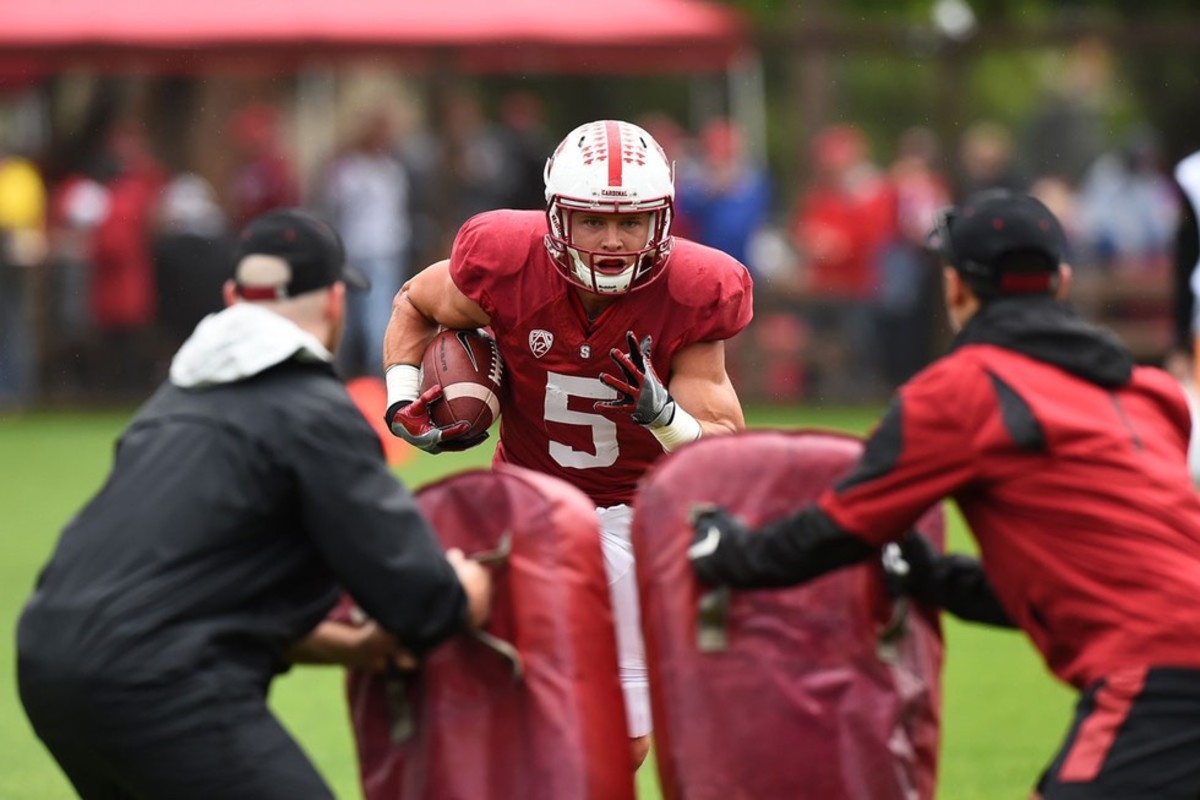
450, 210, 753, 506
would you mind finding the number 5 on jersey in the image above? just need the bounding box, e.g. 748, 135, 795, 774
545, 372, 619, 469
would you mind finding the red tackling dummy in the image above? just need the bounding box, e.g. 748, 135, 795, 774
344, 464, 634, 800
634, 429, 944, 800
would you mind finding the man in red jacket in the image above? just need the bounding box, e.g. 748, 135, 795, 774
690, 189, 1200, 800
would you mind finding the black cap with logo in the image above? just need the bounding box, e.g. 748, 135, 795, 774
928, 189, 1065, 297
232, 208, 369, 300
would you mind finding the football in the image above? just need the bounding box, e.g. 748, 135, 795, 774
420, 328, 503, 439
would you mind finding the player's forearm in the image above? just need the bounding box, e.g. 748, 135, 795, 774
646, 402, 741, 452
675, 377, 745, 439
696, 414, 744, 438
383, 289, 440, 369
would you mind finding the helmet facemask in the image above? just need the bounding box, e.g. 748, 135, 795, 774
545, 203, 674, 294
543, 120, 676, 295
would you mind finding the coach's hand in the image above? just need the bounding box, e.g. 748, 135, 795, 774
386, 385, 484, 454
881, 532, 938, 600
597, 331, 676, 428
447, 548, 492, 629
688, 505, 754, 586
349, 623, 418, 673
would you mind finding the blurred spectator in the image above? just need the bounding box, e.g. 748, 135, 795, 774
677, 117, 772, 277
90, 122, 167, 398
393, 107, 443, 268
791, 124, 894, 300
636, 112, 700, 240
1075, 127, 1180, 274
1020, 37, 1112, 188
877, 127, 951, 387
790, 123, 896, 398
439, 88, 514, 236
152, 173, 232, 355
228, 103, 299, 229
314, 109, 412, 377
955, 121, 1024, 199
496, 90, 553, 211
0, 146, 47, 409
43, 161, 109, 398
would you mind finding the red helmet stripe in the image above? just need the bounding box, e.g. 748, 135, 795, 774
605, 120, 623, 187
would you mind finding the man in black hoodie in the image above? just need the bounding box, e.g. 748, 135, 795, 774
17, 209, 491, 800
689, 190, 1200, 800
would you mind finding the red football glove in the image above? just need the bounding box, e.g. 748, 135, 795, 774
385, 385, 486, 454
596, 331, 676, 427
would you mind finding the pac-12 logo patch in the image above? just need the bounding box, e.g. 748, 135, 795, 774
529, 329, 553, 359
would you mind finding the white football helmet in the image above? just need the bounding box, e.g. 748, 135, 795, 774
543, 120, 675, 294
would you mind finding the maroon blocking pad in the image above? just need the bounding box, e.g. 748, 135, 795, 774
634, 429, 944, 800
346, 464, 634, 800
420, 328, 503, 437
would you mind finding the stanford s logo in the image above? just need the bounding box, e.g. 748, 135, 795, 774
529, 329, 554, 359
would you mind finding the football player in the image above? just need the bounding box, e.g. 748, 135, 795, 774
383, 119, 754, 768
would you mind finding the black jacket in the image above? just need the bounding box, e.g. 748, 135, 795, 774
19, 329, 465, 688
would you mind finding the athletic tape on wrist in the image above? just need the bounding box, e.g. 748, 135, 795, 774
385, 364, 421, 406
649, 402, 702, 452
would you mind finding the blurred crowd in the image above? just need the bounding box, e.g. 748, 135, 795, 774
0, 86, 558, 409
0, 77, 1190, 410
738, 116, 1183, 402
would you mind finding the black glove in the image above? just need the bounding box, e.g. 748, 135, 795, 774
880, 531, 939, 600
688, 506, 753, 586
882, 532, 1016, 628
596, 331, 675, 427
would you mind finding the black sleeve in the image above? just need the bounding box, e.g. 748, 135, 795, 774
698, 506, 877, 589
291, 392, 467, 655
928, 555, 1017, 627
897, 533, 1016, 628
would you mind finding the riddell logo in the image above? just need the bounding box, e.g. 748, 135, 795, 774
529, 329, 553, 359
600, 189, 629, 196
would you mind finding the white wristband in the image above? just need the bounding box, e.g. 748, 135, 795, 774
649, 402, 702, 453
385, 364, 422, 407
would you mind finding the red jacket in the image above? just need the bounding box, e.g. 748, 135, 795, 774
824, 298, 1200, 689
92, 168, 164, 329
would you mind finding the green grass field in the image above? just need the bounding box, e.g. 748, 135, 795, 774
0, 406, 1073, 799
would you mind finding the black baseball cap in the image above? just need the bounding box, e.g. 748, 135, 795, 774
232, 208, 369, 300
929, 189, 1065, 297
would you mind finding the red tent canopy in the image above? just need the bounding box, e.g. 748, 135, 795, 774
0, 0, 747, 74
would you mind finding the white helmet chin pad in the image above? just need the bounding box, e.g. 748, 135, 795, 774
567, 247, 638, 294
543, 120, 675, 294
